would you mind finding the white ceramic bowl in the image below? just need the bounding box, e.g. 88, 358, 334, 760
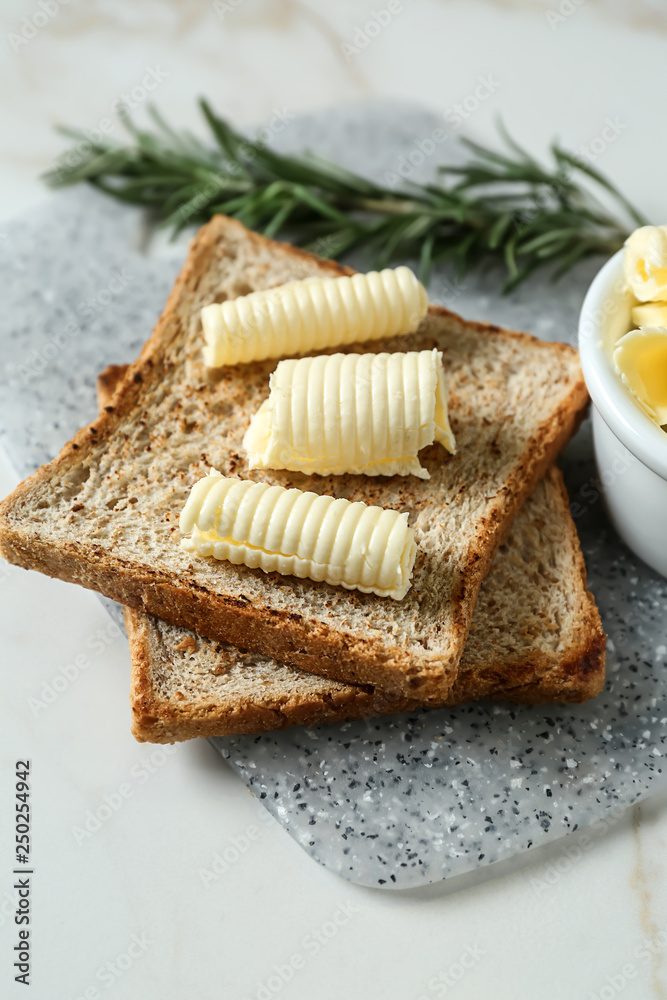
579, 249, 667, 578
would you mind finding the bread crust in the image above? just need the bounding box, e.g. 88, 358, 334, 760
0, 217, 590, 698
126, 602, 606, 744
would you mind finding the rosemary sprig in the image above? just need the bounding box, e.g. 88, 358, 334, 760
43, 99, 646, 291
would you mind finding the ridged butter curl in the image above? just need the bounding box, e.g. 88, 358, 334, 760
201, 266, 428, 367
179, 471, 416, 600
243, 349, 456, 479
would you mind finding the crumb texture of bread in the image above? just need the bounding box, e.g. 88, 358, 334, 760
0, 218, 588, 699
98, 366, 602, 739
125, 467, 605, 743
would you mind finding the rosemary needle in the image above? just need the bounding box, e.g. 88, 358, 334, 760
43, 98, 647, 292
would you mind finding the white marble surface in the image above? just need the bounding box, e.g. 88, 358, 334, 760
1, 2, 667, 998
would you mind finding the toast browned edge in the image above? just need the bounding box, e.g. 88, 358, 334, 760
126, 552, 606, 744
0, 218, 589, 700
125, 536, 606, 743
96, 367, 605, 742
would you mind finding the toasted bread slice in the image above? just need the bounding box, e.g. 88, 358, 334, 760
0, 218, 588, 699
95, 370, 604, 743
123, 473, 605, 742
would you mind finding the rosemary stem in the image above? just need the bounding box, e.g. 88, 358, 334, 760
41, 102, 647, 290
353, 197, 422, 215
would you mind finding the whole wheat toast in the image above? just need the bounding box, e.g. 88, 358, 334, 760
0, 218, 588, 699
96, 365, 604, 742
126, 474, 605, 740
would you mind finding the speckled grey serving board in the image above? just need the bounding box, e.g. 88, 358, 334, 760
1, 103, 666, 889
